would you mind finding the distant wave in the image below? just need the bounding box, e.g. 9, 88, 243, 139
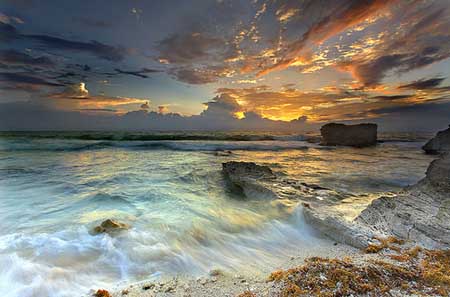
0, 140, 313, 152
0, 131, 306, 142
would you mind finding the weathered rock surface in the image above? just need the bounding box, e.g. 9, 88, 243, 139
302, 207, 374, 249
422, 125, 450, 154
222, 161, 340, 202
320, 123, 377, 147
355, 153, 450, 249
91, 219, 130, 235
223, 155, 450, 249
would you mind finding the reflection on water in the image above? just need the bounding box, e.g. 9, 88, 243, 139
0, 138, 433, 296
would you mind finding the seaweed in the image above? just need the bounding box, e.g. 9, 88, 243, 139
364, 236, 404, 253
238, 291, 257, 297
94, 289, 111, 297
264, 247, 450, 296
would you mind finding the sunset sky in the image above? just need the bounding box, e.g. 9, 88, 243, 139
0, 0, 449, 131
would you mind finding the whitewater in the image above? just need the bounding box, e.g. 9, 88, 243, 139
0, 132, 434, 297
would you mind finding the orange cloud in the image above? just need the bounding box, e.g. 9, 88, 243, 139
257, 0, 396, 76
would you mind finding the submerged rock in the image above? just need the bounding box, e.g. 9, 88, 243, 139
422, 125, 450, 154
91, 219, 130, 235
320, 123, 377, 147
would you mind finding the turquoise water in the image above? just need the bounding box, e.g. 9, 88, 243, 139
0, 133, 433, 296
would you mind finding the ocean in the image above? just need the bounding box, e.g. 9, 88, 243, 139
0, 131, 434, 297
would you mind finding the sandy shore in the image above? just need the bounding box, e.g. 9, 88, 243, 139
91, 242, 365, 297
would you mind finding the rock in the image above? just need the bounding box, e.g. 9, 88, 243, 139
91, 219, 130, 235
320, 123, 377, 147
214, 150, 233, 156
222, 161, 275, 179
422, 125, 450, 154
303, 154, 449, 249
209, 269, 224, 277
222, 161, 278, 199
355, 153, 450, 249
303, 206, 374, 249
222, 161, 337, 201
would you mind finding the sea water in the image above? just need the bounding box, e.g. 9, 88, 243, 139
0, 132, 434, 296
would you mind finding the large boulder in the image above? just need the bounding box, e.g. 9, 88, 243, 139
320, 123, 377, 147
422, 125, 450, 154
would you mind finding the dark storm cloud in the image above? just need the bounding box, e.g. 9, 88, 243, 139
370, 100, 450, 116
25, 35, 125, 62
0, 21, 126, 61
370, 95, 413, 101
170, 67, 221, 84
78, 108, 118, 113
343, 5, 450, 86
157, 31, 238, 84
72, 17, 112, 28
0, 21, 19, 41
398, 77, 446, 90
0, 49, 55, 68
0, 72, 62, 87
113, 68, 161, 79
157, 33, 225, 64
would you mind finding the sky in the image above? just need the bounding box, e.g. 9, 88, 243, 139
0, 0, 449, 131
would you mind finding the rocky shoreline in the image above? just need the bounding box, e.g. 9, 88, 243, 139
93, 129, 449, 297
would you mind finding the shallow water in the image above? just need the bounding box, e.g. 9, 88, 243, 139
0, 133, 433, 296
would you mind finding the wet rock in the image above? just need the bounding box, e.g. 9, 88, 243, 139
222, 161, 275, 179
355, 153, 450, 249
91, 219, 130, 235
222, 161, 278, 199
303, 206, 374, 249
303, 153, 450, 249
320, 123, 377, 147
423, 125, 450, 154
214, 150, 233, 156
209, 269, 224, 277
222, 161, 338, 202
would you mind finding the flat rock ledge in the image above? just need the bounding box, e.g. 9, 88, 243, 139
222, 161, 340, 202
423, 125, 450, 154
222, 155, 450, 250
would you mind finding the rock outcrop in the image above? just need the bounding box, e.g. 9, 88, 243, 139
320, 123, 377, 147
91, 219, 130, 235
223, 155, 450, 249
355, 153, 450, 249
222, 161, 340, 202
422, 125, 450, 154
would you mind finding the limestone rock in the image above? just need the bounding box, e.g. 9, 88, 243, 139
91, 219, 130, 235
222, 161, 338, 201
303, 207, 374, 249
355, 153, 450, 249
423, 125, 450, 154
320, 123, 377, 147
222, 154, 450, 249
